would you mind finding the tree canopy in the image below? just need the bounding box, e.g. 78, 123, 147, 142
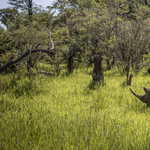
0, 0, 150, 83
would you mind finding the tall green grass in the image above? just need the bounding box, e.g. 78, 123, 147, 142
0, 65, 150, 149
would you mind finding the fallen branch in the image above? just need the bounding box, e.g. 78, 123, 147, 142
37, 70, 53, 75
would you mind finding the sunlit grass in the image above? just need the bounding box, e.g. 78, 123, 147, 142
0, 65, 150, 149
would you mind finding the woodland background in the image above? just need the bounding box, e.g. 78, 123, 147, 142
0, 0, 150, 149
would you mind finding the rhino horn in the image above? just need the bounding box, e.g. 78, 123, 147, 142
143, 87, 148, 94
130, 88, 143, 100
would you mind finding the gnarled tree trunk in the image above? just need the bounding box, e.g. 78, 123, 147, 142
68, 45, 75, 73
92, 53, 104, 84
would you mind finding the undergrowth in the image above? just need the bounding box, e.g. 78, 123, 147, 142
0, 65, 150, 150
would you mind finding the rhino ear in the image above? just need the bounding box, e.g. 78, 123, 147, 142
143, 87, 148, 93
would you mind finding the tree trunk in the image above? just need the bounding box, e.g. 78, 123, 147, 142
68, 46, 75, 73
92, 53, 104, 84
111, 56, 115, 67
126, 59, 130, 84
107, 59, 111, 70
56, 63, 60, 76
28, 0, 32, 22
126, 57, 133, 85
27, 56, 36, 72
127, 73, 133, 86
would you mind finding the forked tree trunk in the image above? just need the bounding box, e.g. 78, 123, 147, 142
92, 53, 104, 84
127, 73, 134, 86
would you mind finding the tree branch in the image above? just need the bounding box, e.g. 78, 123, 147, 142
37, 70, 53, 75
0, 31, 55, 73
48, 31, 54, 51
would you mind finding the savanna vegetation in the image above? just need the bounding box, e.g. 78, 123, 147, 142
0, 0, 150, 149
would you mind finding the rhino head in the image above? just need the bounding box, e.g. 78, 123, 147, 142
130, 87, 150, 107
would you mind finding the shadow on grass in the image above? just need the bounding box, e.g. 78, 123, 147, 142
88, 81, 96, 90
0, 98, 19, 113
128, 103, 150, 114
12, 85, 47, 98
0, 75, 48, 99
83, 81, 106, 97
142, 71, 150, 76
86, 80, 106, 90
125, 96, 150, 114
86, 70, 93, 76
61, 71, 72, 77
120, 80, 128, 88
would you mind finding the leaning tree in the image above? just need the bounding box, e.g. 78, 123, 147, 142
0, 26, 55, 74
115, 17, 150, 85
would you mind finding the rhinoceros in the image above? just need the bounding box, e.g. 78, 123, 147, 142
130, 87, 150, 107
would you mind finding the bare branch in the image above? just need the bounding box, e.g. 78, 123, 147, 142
0, 31, 55, 73
35, 43, 41, 49
48, 31, 54, 51
0, 49, 55, 73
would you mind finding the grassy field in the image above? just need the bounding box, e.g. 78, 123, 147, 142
0, 65, 150, 150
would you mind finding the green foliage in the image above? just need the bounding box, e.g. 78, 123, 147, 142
0, 71, 42, 98
0, 22, 52, 73
1, 0, 150, 76
142, 53, 150, 67
0, 8, 18, 27
0, 29, 13, 55
33, 9, 53, 28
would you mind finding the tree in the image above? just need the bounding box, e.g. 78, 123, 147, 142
8, 0, 33, 22
0, 24, 55, 73
33, 8, 54, 28
0, 8, 18, 28
115, 17, 150, 84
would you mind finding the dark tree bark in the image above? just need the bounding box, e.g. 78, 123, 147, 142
145, 0, 147, 6
56, 62, 60, 76
68, 45, 75, 73
107, 59, 111, 70
28, 0, 32, 22
126, 57, 130, 84
107, 55, 115, 70
92, 53, 104, 84
148, 68, 150, 74
111, 56, 115, 67
127, 73, 133, 86
126, 57, 133, 85
27, 55, 37, 72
